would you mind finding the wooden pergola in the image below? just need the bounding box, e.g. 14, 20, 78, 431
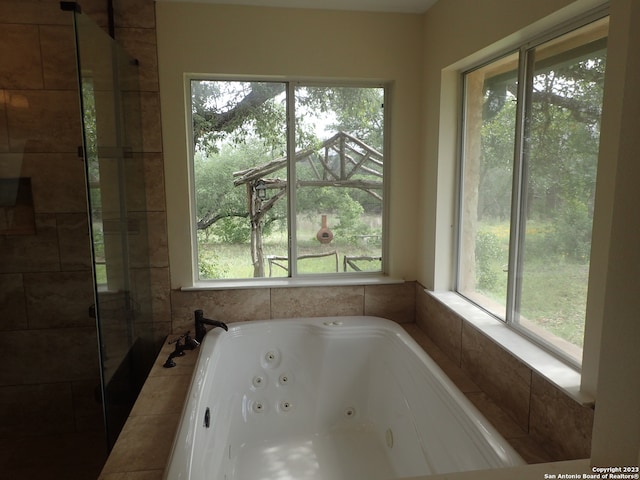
232, 131, 383, 277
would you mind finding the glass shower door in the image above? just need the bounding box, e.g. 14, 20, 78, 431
72, 9, 158, 450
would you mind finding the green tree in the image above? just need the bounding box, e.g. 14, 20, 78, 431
192, 81, 384, 234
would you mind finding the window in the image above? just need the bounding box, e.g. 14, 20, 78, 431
189, 80, 386, 281
458, 16, 608, 365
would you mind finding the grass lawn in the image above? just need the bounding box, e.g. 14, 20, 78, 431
475, 221, 590, 349
198, 219, 383, 279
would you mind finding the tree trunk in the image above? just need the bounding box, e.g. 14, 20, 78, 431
249, 184, 264, 277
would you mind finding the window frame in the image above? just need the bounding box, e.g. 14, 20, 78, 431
455, 12, 609, 369
185, 76, 391, 286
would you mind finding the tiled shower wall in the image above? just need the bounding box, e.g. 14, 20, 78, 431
0, 0, 170, 446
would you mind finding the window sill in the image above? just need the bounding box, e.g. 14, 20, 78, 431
182, 273, 405, 291
426, 290, 594, 407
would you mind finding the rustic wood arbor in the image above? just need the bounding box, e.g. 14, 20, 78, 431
232, 131, 383, 277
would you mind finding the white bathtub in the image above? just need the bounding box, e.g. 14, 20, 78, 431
164, 316, 524, 480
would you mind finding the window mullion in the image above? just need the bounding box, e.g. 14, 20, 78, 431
505, 47, 534, 325
286, 82, 297, 278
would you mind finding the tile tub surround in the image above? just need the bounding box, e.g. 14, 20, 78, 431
169, 281, 417, 334
99, 318, 552, 479
416, 287, 594, 462
98, 335, 198, 480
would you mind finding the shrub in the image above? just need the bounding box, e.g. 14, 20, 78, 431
476, 230, 502, 290
546, 200, 592, 262
198, 249, 228, 279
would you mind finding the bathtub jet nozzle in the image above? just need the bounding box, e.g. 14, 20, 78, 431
194, 309, 228, 343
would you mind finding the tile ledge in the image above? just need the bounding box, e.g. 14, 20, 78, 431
425, 290, 594, 407
182, 274, 405, 290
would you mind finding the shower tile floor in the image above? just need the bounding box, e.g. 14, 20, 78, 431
0, 430, 107, 480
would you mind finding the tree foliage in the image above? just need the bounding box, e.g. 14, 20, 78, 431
191, 81, 385, 240
479, 50, 606, 261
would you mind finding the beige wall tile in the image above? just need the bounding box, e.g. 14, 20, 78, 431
364, 281, 415, 323
24, 271, 95, 328
124, 154, 149, 212
0, 214, 60, 273
100, 413, 180, 474
124, 153, 166, 213
0, 327, 99, 385
0, 24, 42, 89
0, 383, 75, 436
0, 2, 71, 26
465, 391, 528, 440
508, 436, 555, 464
0, 431, 106, 478
0, 91, 9, 152
0, 152, 24, 178
142, 153, 166, 211
40, 25, 77, 90
0, 273, 27, 330
145, 211, 168, 267
270, 285, 364, 318
529, 372, 594, 460
130, 375, 191, 416
115, 27, 160, 92
461, 323, 532, 430
120, 90, 145, 152
171, 288, 271, 333
72, 380, 106, 432
130, 267, 171, 325
20, 153, 87, 213
7, 90, 82, 153
139, 91, 163, 153
403, 323, 480, 394
416, 288, 462, 365
126, 211, 168, 269
113, 0, 156, 29
57, 213, 92, 271
76, 0, 111, 30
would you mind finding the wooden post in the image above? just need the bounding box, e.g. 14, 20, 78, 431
248, 182, 264, 277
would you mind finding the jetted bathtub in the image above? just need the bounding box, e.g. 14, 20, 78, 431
164, 316, 523, 480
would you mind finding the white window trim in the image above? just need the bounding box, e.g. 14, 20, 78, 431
454, 9, 608, 370
428, 4, 610, 402
182, 274, 405, 291
184, 75, 394, 288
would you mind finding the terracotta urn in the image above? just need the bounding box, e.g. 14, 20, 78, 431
316, 214, 334, 244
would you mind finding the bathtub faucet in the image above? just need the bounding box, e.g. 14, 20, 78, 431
194, 309, 228, 343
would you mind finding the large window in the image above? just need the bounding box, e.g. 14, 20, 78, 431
189, 81, 386, 281
458, 17, 608, 365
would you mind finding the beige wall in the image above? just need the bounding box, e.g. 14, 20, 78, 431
156, 2, 424, 287
590, 0, 640, 464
